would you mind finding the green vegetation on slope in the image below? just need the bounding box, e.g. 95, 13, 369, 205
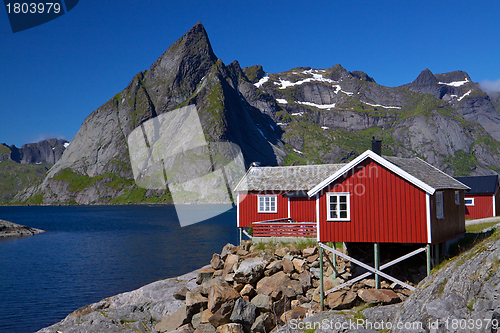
0, 145, 11, 154
52, 168, 172, 204
0, 160, 49, 203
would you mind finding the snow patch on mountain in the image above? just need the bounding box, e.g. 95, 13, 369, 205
276, 99, 288, 104
458, 90, 472, 101
254, 75, 269, 88
273, 69, 338, 89
438, 78, 469, 87
296, 101, 336, 110
363, 102, 401, 109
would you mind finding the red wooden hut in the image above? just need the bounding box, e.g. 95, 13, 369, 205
235, 147, 471, 292
455, 175, 500, 219
235, 150, 469, 244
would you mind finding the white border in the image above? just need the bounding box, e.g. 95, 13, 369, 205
493, 195, 496, 216
308, 150, 436, 197
326, 192, 351, 221
257, 195, 278, 213
465, 197, 475, 206
237, 193, 240, 227
316, 193, 320, 242
426, 193, 432, 244
288, 197, 291, 218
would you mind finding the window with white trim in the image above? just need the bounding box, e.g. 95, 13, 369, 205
436, 191, 444, 219
258, 195, 277, 213
455, 191, 460, 205
465, 198, 475, 206
327, 193, 350, 221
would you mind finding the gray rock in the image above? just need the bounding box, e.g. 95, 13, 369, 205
229, 298, 257, 330
233, 257, 268, 284
0, 219, 45, 237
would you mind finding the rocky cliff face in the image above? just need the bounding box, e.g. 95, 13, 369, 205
13, 22, 500, 205
242, 65, 500, 175
14, 23, 286, 205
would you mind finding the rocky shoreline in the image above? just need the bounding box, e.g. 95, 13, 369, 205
36, 225, 500, 333
36, 241, 413, 333
0, 219, 45, 237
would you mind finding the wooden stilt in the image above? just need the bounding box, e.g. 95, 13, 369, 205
374, 243, 380, 289
239, 228, 242, 246
332, 243, 337, 280
426, 244, 432, 276
319, 244, 324, 311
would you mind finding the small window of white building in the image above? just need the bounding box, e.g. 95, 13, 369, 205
436, 191, 444, 219
258, 195, 277, 213
327, 193, 350, 221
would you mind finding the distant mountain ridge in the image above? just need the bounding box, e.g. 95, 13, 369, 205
0, 138, 68, 203
9, 22, 500, 205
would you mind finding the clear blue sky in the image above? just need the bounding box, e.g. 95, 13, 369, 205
1, 0, 500, 147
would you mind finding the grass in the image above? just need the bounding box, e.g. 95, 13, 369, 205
433, 223, 500, 275
0, 145, 11, 154
466, 221, 500, 233
0, 160, 49, 203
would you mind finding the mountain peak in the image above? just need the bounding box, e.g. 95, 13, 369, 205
143, 22, 218, 112
410, 68, 438, 86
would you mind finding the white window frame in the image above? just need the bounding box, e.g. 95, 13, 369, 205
258, 195, 277, 213
455, 191, 460, 205
465, 198, 475, 206
326, 192, 350, 221
436, 191, 444, 219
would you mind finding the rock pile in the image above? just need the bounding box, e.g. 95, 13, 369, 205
156, 241, 411, 333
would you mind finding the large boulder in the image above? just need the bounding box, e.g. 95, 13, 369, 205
250, 312, 276, 333
256, 271, 291, 296
223, 254, 239, 277
211, 253, 224, 270
358, 289, 400, 305
155, 306, 192, 333
229, 298, 257, 331
216, 323, 244, 333
233, 257, 268, 284
197, 268, 215, 285
186, 291, 208, 314
327, 290, 358, 310
208, 300, 235, 327
264, 260, 283, 276
280, 306, 307, 324
251, 294, 272, 312
220, 244, 235, 261
208, 281, 240, 313
173, 286, 190, 300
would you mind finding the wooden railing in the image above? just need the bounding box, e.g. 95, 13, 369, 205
252, 218, 317, 238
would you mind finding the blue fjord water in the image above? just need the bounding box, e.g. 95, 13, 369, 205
0, 205, 238, 333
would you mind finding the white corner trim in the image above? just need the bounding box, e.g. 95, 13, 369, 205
316, 193, 320, 242
307, 150, 436, 197
426, 193, 432, 244
237, 193, 240, 228
493, 195, 496, 216
288, 197, 291, 218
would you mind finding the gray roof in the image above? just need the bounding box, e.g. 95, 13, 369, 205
383, 156, 470, 191
234, 164, 345, 192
